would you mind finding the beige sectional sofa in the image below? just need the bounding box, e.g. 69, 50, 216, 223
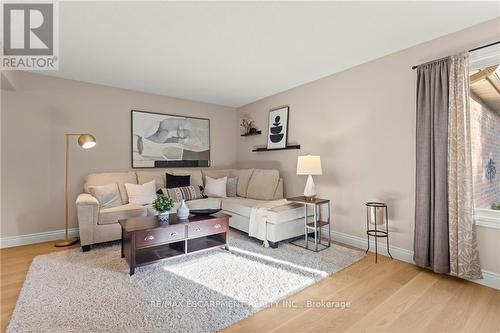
76, 168, 306, 251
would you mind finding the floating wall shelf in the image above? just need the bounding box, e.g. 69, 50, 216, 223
252, 144, 301, 152
241, 131, 262, 137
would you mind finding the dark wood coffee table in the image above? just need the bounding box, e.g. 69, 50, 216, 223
119, 213, 230, 275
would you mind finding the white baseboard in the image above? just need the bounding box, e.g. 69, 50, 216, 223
331, 230, 414, 263
0, 228, 80, 249
475, 270, 500, 290
331, 230, 500, 290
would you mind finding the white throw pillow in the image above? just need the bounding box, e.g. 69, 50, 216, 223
125, 180, 157, 205
204, 176, 227, 198
88, 183, 122, 209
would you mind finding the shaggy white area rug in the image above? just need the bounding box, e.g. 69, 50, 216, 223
8, 231, 364, 333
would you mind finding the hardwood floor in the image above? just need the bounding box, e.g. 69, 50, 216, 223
1, 241, 499, 333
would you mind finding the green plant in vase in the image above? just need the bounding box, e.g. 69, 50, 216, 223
491, 202, 500, 211
153, 196, 175, 223
240, 118, 255, 135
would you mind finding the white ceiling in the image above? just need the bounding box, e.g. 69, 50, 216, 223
44, 1, 499, 107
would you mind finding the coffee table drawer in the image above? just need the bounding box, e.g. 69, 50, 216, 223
188, 219, 228, 239
136, 225, 186, 248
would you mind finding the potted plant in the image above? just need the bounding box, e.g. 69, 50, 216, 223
240, 118, 255, 135
152, 196, 175, 223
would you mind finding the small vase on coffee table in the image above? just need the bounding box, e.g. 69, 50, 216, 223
158, 212, 169, 224
177, 200, 190, 220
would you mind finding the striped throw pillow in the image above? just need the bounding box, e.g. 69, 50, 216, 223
160, 185, 202, 202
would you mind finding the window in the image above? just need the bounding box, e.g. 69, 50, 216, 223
469, 44, 500, 228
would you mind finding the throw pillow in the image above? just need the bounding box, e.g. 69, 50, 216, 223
199, 185, 208, 198
160, 185, 202, 202
125, 180, 157, 205
226, 177, 238, 197
204, 176, 227, 198
166, 173, 190, 188
88, 183, 122, 209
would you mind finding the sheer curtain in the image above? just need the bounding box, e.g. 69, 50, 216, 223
448, 53, 482, 279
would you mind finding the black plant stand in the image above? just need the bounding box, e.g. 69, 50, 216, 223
365, 202, 393, 263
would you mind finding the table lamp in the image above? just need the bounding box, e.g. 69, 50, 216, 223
296, 155, 322, 200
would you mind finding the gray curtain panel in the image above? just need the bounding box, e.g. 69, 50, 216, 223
414, 58, 451, 274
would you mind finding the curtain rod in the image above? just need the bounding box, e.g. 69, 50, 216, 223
411, 40, 500, 70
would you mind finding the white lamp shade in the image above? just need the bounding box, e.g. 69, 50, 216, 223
296, 155, 322, 175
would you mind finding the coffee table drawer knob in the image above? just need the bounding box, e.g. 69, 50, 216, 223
144, 235, 155, 241
170, 232, 178, 237
214, 224, 221, 229
194, 227, 201, 232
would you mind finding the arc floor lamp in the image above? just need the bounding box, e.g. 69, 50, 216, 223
55, 133, 97, 247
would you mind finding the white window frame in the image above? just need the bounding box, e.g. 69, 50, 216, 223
475, 208, 500, 229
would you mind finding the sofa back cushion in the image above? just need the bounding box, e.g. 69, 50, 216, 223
246, 169, 280, 200
229, 169, 254, 197
136, 171, 165, 190
84, 172, 137, 204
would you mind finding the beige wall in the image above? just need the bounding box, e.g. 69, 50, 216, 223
1, 19, 499, 275
476, 226, 500, 274
1, 71, 237, 237
236, 18, 500, 272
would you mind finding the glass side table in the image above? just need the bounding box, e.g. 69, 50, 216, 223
288, 196, 331, 252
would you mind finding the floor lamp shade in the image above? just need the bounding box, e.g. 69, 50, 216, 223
55, 133, 97, 247
297, 155, 322, 199
78, 134, 97, 149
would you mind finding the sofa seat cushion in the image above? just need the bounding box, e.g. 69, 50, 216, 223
221, 197, 270, 217
267, 202, 306, 225
98, 204, 147, 225
222, 198, 306, 225
187, 198, 222, 210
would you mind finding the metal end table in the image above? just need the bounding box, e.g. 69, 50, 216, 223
288, 196, 331, 252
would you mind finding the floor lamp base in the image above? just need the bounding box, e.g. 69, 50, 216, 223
54, 237, 79, 247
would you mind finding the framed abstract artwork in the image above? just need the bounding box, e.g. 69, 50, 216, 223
266, 106, 289, 149
131, 110, 210, 168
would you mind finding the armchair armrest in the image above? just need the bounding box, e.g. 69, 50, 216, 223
76, 193, 99, 247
